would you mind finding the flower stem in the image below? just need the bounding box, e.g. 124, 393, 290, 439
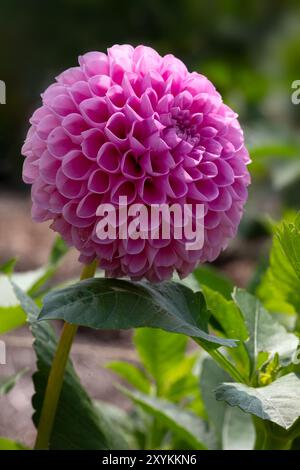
194, 338, 247, 383
34, 260, 97, 450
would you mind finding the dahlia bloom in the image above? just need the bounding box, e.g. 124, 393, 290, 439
22, 45, 250, 282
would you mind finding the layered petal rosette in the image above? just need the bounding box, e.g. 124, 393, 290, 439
22, 45, 250, 282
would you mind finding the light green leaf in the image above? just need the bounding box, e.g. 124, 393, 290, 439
202, 286, 249, 373
12, 283, 127, 450
0, 258, 16, 276
121, 387, 216, 450
200, 358, 254, 450
93, 400, 139, 449
133, 328, 187, 395
38, 279, 237, 348
277, 213, 300, 281
215, 373, 300, 430
107, 361, 151, 394
0, 369, 27, 395
28, 236, 69, 296
258, 217, 300, 314
233, 289, 299, 370
0, 437, 27, 450
0, 305, 26, 335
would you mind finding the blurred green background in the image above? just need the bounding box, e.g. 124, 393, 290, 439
1, 0, 300, 216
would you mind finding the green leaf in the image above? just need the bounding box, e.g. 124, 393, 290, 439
193, 265, 233, 300
0, 369, 27, 395
233, 289, 299, 370
0, 266, 56, 334
0, 437, 27, 450
38, 278, 237, 349
277, 213, 300, 281
49, 235, 69, 265
221, 405, 255, 450
93, 400, 140, 449
201, 286, 250, 377
12, 283, 127, 450
215, 373, 300, 430
0, 275, 27, 334
133, 328, 188, 395
0, 237, 68, 335
28, 236, 69, 297
200, 358, 255, 450
166, 355, 200, 402
107, 361, 151, 394
258, 217, 300, 315
0, 305, 26, 335
121, 387, 216, 450
0, 258, 16, 276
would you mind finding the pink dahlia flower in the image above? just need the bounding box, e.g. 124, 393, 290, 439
22, 45, 250, 282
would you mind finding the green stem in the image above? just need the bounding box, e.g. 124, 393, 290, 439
254, 417, 293, 450
194, 339, 247, 383
34, 260, 97, 450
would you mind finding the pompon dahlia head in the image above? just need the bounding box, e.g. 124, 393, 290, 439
22, 44, 250, 282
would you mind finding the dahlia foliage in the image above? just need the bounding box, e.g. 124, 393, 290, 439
22, 45, 250, 281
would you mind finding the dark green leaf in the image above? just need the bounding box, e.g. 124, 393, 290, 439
38, 278, 237, 349
193, 265, 233, 300
12, 283, 127, 450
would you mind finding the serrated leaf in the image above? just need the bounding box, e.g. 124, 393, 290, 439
107, 361, 151, 394
200, 358, 254, 450
277, 213, 300, 279
12, 283, 127, 450
38, 278, 237, 349
233, 289, 298, 370
215, 373, 300, 430
258, 215, 300, 314
121, 387, 216, 450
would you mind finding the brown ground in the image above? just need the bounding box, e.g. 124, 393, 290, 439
0, 192, 256, 448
